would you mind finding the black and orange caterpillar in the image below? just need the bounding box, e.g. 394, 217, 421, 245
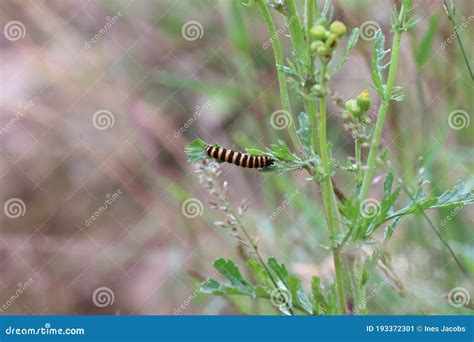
205, 145, 274, 168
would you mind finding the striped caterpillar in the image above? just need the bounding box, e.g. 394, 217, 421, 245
205, 145, 274, 169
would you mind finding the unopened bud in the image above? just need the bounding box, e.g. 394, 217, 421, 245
356, 90, 371, 113
310, 25, 327, 40
329, 21, 347, 38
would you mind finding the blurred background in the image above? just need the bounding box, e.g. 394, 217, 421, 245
0, 0, 472, 315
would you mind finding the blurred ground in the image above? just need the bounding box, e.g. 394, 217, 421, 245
0, 0, 472, 315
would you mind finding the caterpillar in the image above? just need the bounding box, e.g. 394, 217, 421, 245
204, 145, 274, 168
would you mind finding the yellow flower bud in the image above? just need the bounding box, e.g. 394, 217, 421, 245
356, 90, 371, 113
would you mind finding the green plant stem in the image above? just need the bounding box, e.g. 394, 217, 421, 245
355, 138, 362, 184
444, 0, 474, 81
304, 0, 319, 154
360, 19, 404, 200
257, 0, 302, 153
305, 0, 315, 75
318, 62, 347, 314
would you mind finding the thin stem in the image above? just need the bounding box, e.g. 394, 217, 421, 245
359, 7, 405, 200
222, 184, 294, 315
304, 0, 319, 154
318, 62, 347, 314
355, 138, 362, 184
257, 0, 302, 153
444, 0, 474, 80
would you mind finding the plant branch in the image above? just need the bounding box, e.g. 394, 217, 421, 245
257, 0, 303, 154
360, 4, 407, 200
318, 62, 347, 314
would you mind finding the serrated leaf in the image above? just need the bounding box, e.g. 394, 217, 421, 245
200, 278, 253, 296
358, 172, 402, 238
267, 257, 289, 281
386, 182, 474, 221
371, 30, 389, 97
333, 28, 360, 72
213, 258, 254, 295
285, 275, 313, 315
184, 139, 209, 162
390, 86, 405, 101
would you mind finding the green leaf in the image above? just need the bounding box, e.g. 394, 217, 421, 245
414, 13, 440, 67
333, 28, 360, 72
297, 112, 311, 150
213, 258, 254, 295
285, 275, 313, 315
267, 257, 289, 281
246, 259, 271, 287
386, 182, 474, 221
384, 216, 401, 240
390, 86, 405, 102
311, 276, 327, 314
200, 278, 253, 296
184, 139, 209, 162
371, 30, 389, 97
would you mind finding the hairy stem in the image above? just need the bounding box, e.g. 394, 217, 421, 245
318, 62, 347, 314
355, 138, 362, 184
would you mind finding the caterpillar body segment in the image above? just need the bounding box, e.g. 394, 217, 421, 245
204, 145, 274, 169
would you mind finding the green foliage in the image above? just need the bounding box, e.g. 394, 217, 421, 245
186, 0, 474, 316
386, 181, 474, 221
332, 28, 360, 73
371, 31, 390, 97
201, 257, 347, 315
184, 139, 209, 162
